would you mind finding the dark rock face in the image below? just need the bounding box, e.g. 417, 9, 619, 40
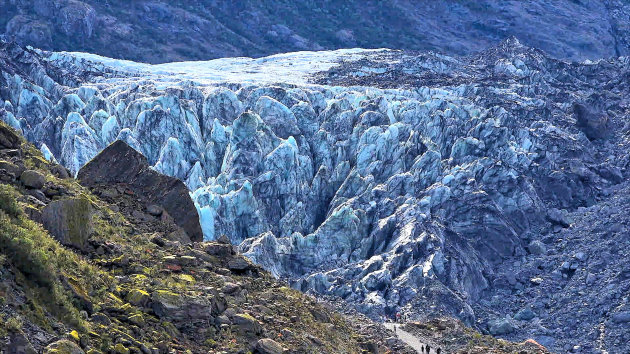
5, 332, 37, 354
1, 0, 630, 63
0, 123, 20, 149
573, 102, 610, 140
77, 140, 203, 242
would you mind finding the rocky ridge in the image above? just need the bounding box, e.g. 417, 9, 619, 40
1, 0, 630, 63
1, 38, 630, 353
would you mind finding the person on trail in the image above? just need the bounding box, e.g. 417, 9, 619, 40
396, 312, 401, 323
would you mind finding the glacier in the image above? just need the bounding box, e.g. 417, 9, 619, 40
2, 39, 630, 352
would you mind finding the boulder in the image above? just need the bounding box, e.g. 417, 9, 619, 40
151, 290, 217, 321
165, 227, 192, 245
221, 282, 241, 295
6, 331, 37, 354
203, 242, 233, 257
77, 140, 202, 241
228, 257, 251, 271
126, 289, 150, 307
514, 307, 536, 321
527, 240, 547, 255
254, 338, 285, 354
44, 339, 84, 354
0, 123, 21, 149
51, 164, 71, 179
150, 290, 185, 319
41, 197, 93, 250
573, 102, 610, 140
128, 313, 145, 326
20, 170, 46, 189
0, 160, 24, 177
233, 313, 263, 335
488, 317, 516, 335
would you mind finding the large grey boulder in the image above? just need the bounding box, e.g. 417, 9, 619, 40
232, 313, 263, 335
254, 338, 285, 354
41, 197, 93, 250
20, 170, 46, 189
43, 339, 84, 354
488, 318, 516, 335
150, 290, 218, 322
77, 140, 203, 242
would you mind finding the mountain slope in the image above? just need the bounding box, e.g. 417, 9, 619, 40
1, 0, 630, 63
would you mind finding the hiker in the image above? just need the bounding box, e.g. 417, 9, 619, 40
396, 312, 401, 323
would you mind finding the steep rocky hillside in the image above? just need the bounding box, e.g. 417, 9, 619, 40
1, 37, 629, 353
0, 121, 410, 353
1, 0, 630, 63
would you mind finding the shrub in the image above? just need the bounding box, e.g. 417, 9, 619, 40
6, 316, 23, 332
0, 213, 55, 288
0, 184, 21, 218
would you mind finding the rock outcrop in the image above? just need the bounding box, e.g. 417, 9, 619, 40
0, 123, 20, 149
77, 140, 203, 242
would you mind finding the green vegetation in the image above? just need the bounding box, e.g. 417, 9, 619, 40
0, 184, 20, 218
6, 316, 23, 333
0, 128, 110, 339
0, 191, 97, 331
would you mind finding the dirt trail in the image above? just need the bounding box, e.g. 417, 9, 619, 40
384, 322, 437, 353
